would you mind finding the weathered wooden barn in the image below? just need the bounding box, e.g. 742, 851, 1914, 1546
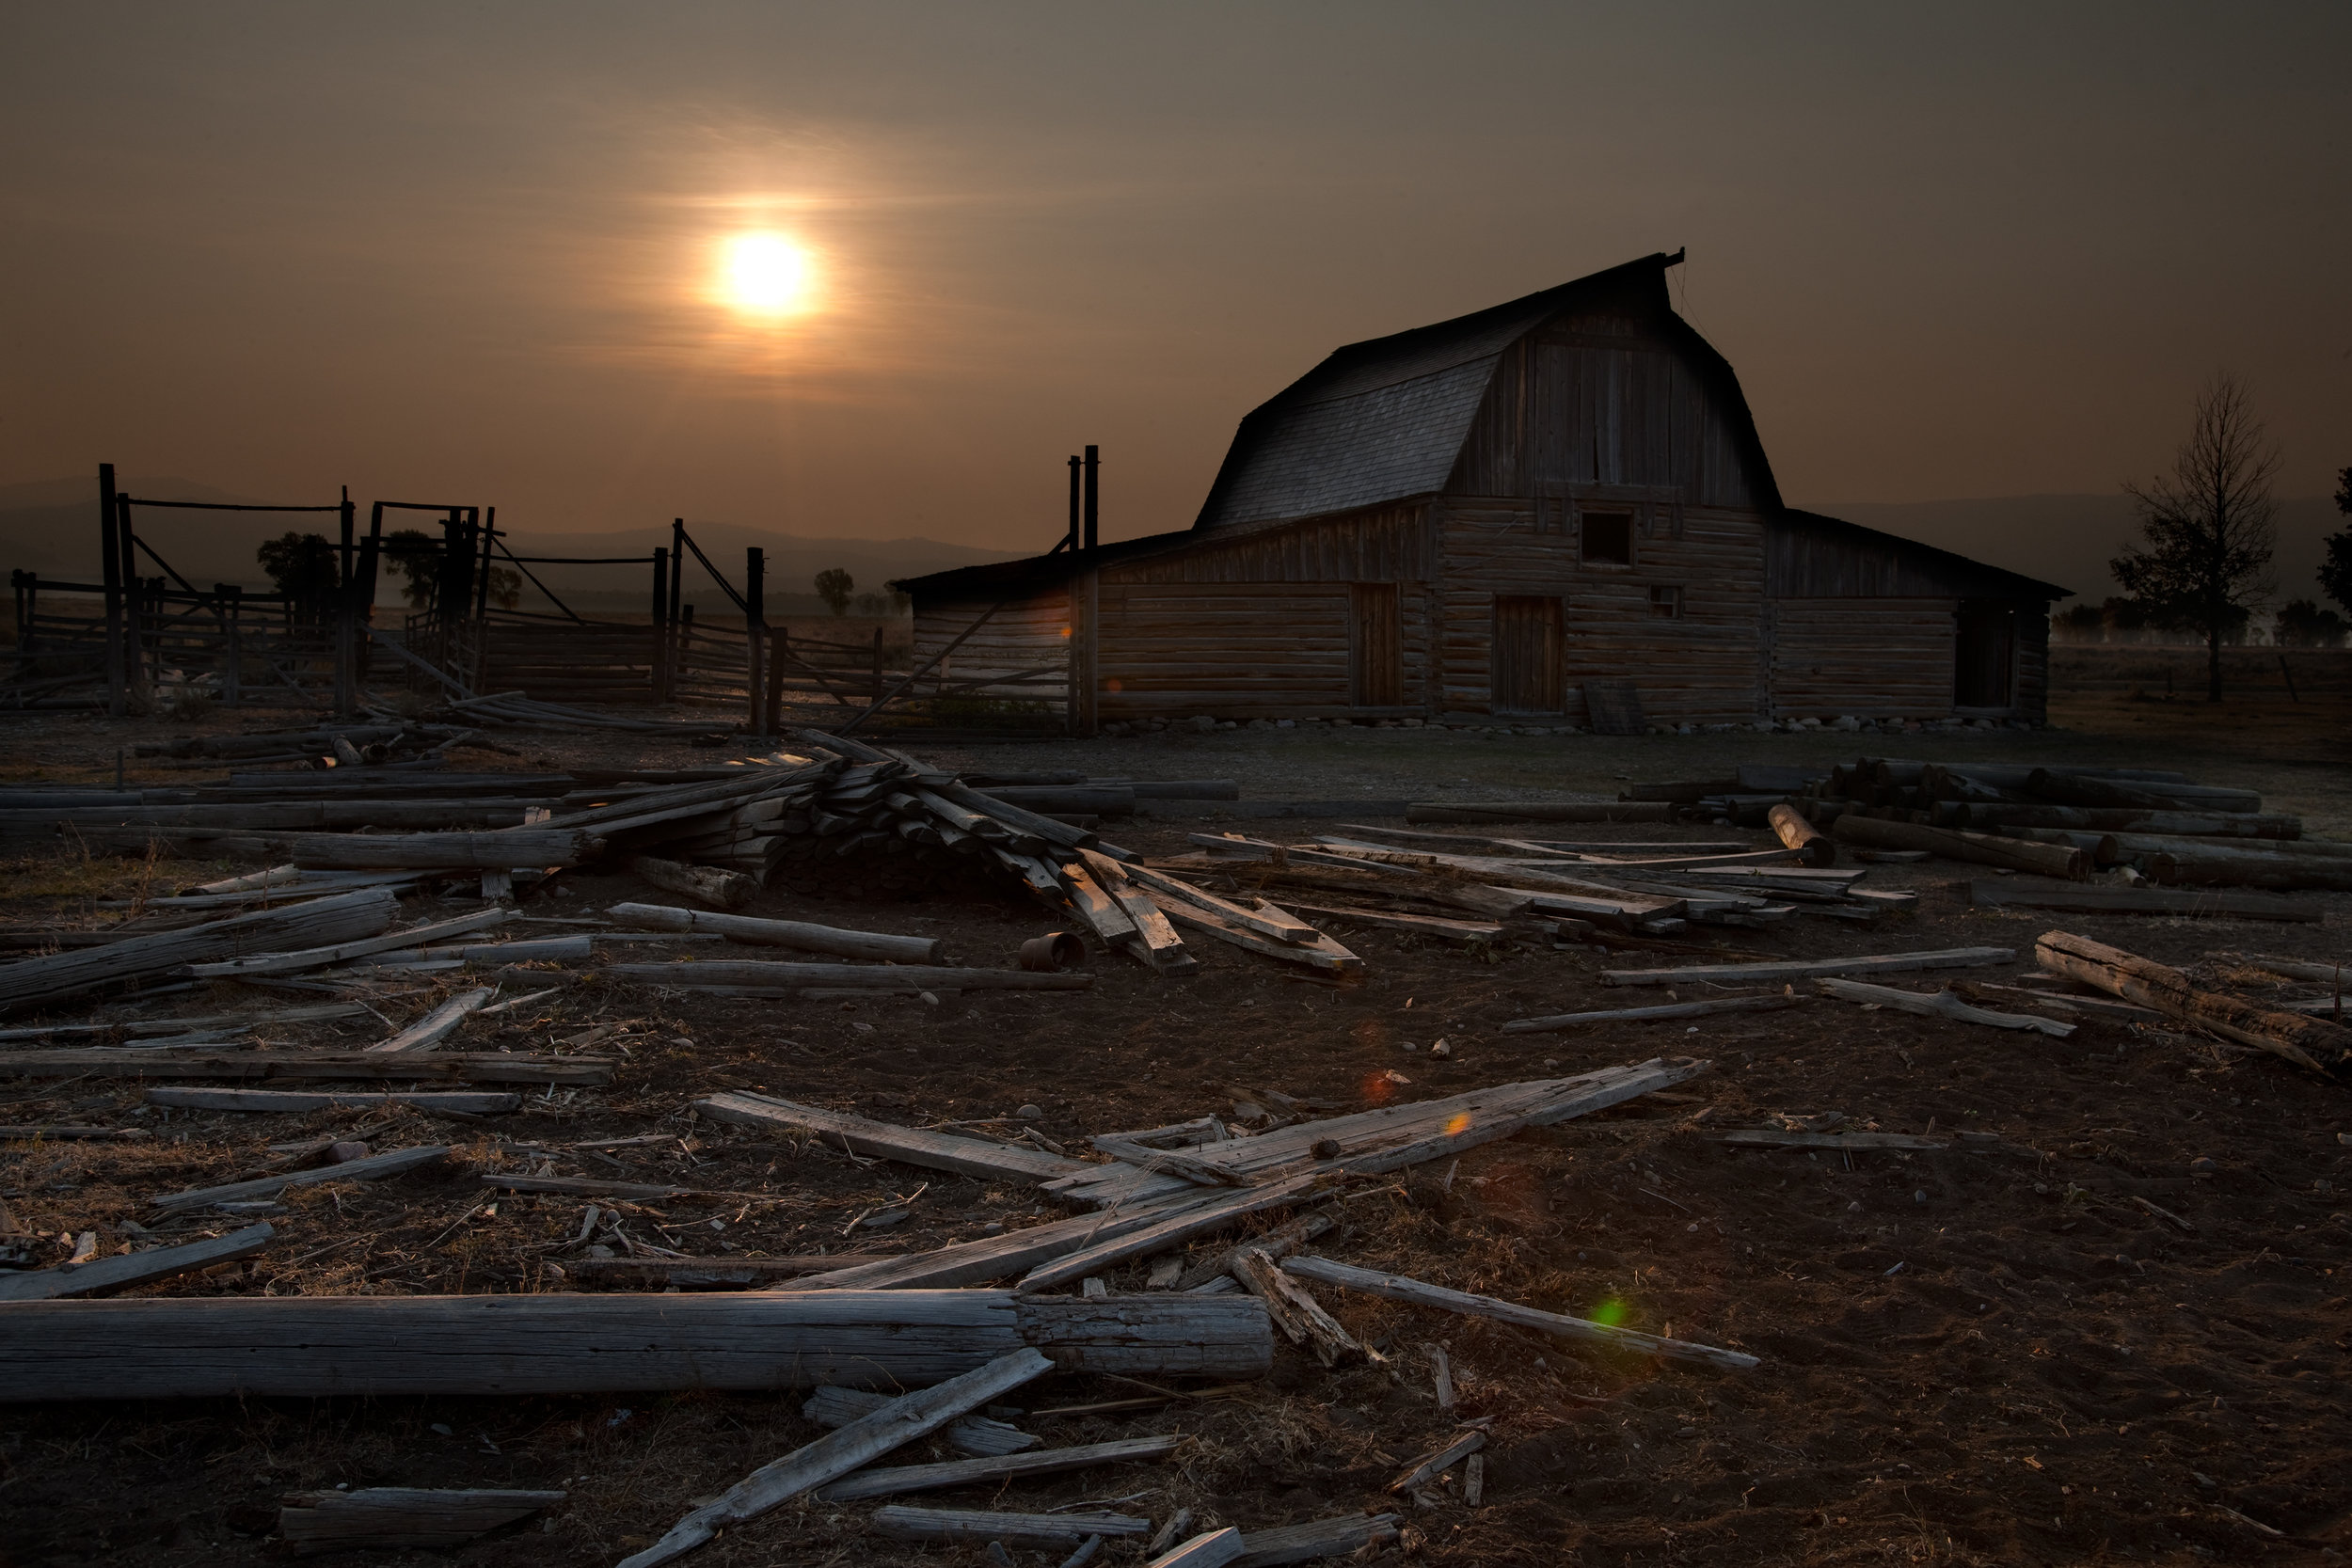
896, 252, 2066, 733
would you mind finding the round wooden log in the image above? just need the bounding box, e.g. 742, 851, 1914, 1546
1766, 802, 1834, 866
2034, 929, 2348, 1069
1829, 814, 2086, 879
626, 856, 757, 911
0, 1291, 1270, 1402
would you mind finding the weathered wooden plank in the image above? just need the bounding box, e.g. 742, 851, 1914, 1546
1282, 1256, 1756, 1371
611, 961, 1090, 991
1501, 994, 1803, 1033
0, 1052, 611, 1084
1600, 946, 2012, 987
187, 911, 513, 978
618, 1349, 1056, 1568
0, 1222, 275, 1302
0, 1292, 1274, 1401
1232, 1513, 1403, 1566
871, 1507, 1152, 1546
802, 1384, 1038, 1456
691, 1091, 1088, 1182
278, 1489, 565, 1554
608, 902, 944, 962
1964, 879, 2316, 921
367, 988, 494, 1053
1814, 977, 2074, 1037
151, 1145, 451, 1212
144, 1087, 520, 1115
813, 1434, 1181, 1502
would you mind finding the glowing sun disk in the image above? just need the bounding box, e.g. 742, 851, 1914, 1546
723, 233, 814, 314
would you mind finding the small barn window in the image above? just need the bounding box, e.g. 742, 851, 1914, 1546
1581, 512, 1633, 565
1649, 585, 1682, 619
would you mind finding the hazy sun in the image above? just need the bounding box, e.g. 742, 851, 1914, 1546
721, 233, 816, 315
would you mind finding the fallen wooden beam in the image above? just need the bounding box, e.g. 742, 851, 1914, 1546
151, 1144, 451, 1212
1233, 1246, 1364, 1367
1149, 1528, 1246, 1568
813, 1434, 1182, 1502
0, 887, 399, 1016
144, 1087, 522, 1115
1152, 898, 1364, 974
0, 1001, 371, 1042
1813, 977, 2075, 1037
1600, 946, 2012, 987
1170, 1213, 1332, 1293
1391, 1430, 1485, 1494
871, 1507, 1152, 1547
1232, 1513, 1403, 1566
803, 1384, 1037, 1456
0, 1291, 1274, 1402
1831, 815, 2087, 878
1281, 1256, 1757, 1371
608, 902, 945, 963
775, 1197, 1224, 1292
565, 1255, 900, 1289
619, 1348, 1056, 1568
1714, 1129, 1947, 1151
627, 855, 756, 911
609, 961, 1090, 991
288, 828, 602, 870
366, 987, 494, 1053
1020, 1175, 1331, 1291
187, 910, 513, 978
0, 1051, 612, 1084
2141, 845, 2352, 892
278, 1489, 566, 1555
1501, 995, 1802, 1033
1965, 880, 2319, 921
691, 1091, 1088, 1182
1277, 903, 1503, 945
0, 1222, 275, 1302
2035, 930, 2349, 1070
1407, 802, 1671, 825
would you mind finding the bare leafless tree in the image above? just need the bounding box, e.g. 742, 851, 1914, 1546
2110, 373, 2279, 701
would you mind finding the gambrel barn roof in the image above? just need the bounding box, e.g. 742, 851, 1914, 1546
898, 252, 2067, 602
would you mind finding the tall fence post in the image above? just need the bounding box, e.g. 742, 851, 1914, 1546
668, 519, 685, 683
766, 633, 786, 736
220, 584, 243, 707
116, 493, 144, 702
98, 464, 124, 717
650, 549, 670, 704
744, 546, 766, 734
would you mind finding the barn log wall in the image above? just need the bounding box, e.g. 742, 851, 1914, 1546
1771, 598, 1958, 719
909, 593, 1072, 713
1434, 501, 1766, 724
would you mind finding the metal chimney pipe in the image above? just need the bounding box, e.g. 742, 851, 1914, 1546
1067, 455, 1082, 551
1082, 444, 1099, 552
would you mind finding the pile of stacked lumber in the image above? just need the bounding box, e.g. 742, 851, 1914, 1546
1147, 823, 1912, 943
1622, 758, 2349, 898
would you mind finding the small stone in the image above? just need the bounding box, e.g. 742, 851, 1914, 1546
1914, 1189, 1929, 1205
1429, 1038, 1451, 1058
2190, 1157, 2218, 1179
1015, 1103, 1045, 1121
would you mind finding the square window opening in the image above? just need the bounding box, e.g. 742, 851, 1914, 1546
1649, 585, 1682, 619
1581, 512, 1633, 565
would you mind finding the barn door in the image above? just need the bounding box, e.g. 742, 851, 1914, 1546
1954, 600, 2015, 708
1349, 583, 1402, 706
1492, 594, 1564, 713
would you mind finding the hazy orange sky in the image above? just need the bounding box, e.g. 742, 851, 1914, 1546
5, 4, 2346, 552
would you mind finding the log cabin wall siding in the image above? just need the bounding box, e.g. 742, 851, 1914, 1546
1772, 598, 1958, 718
911, 592, 1073, 715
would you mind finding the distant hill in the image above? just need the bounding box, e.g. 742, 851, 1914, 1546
0, 479, 1021, 607
1807, 493, 2344, 606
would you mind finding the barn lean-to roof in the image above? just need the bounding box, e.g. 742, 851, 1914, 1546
895, 252, 2065, 603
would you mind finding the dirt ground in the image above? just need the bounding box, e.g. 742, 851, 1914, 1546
1, 650, 2348, 1568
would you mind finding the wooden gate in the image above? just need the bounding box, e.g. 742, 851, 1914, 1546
1492, 594, 1564, 714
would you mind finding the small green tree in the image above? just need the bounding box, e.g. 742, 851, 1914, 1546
256, 532, 341, 597
2109, 373, 2279, 701
485, 566, 522, 610
814, 568, 854, 615
382, 529, 441, 610
2318, 465, 2352, 617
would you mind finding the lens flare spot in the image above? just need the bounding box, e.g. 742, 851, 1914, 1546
1590, 1297, 1629, 1328
1361, 1070, 1396, 1104
1444, 1112, 1472, 1137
